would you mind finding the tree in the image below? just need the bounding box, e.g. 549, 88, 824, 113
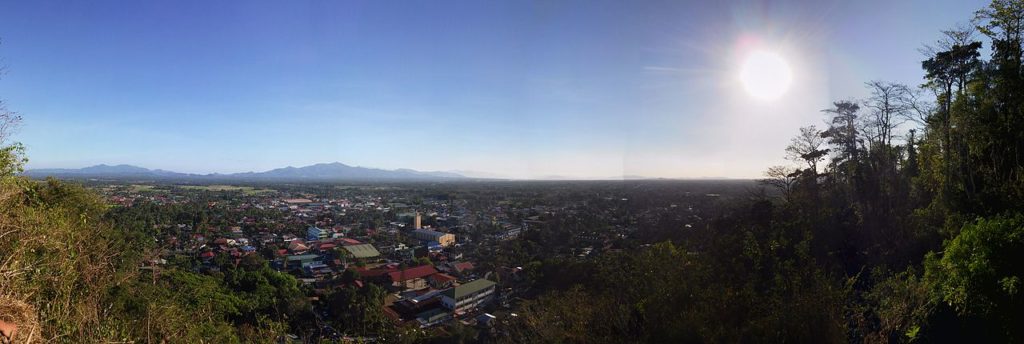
0, 70, 24, 177
925, 215, 1024, 341
326, 285, 391, 337
863, 81, 911, 150
821, 100, 863, 178
785, 125, 829, 174
921, 36, 982, 204
861, 82, 916, 215
0, 102, 19, 145
899, 86, 937, 129
976, 0, 1024, 81
905, 129, 920, 179
759, 165, 798, 201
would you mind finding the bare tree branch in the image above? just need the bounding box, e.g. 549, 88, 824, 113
785, 126, 828, 174
759, 165, 799, 202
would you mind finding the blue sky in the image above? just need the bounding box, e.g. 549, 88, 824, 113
0, 0, 987, 178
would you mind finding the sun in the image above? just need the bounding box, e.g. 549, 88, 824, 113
739, 50, 792, 101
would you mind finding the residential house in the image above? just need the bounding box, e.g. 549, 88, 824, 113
285, 254, 322, 269
388, 265, 438, 290
443, 261, 476, 278
416, 308, 450, 328
427, 273, 457, 289
287, 240, 310, 254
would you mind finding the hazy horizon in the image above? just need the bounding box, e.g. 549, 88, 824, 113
0, 0, 984, 178
28, 161, 753, 180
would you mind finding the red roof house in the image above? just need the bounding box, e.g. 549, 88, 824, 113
388, 265, 438, 290
338, 238, 362, 246
427, 273, 457, 289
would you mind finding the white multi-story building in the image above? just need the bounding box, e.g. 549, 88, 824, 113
441, 279, 496, 313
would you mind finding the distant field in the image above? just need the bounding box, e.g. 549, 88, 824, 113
180, 185, 274, 195
334, 185, 401, 190
129, 184, 157, 192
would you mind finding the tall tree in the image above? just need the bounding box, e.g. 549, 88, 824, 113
821, 101, 862, 177
760, 165, 799, 202
785, 125, 829, 175
0, 53, 24, 177
864, 81, 911, 150
922, 38, 983, 206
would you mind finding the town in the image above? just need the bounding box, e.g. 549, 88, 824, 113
86, 180, 744, 341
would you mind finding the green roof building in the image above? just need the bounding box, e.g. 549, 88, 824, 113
342, 243, 380, 259
285, 254, 322, 268
441, 279, 496, 313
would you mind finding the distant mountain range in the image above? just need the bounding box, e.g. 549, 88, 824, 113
24, 162, 472, 181
24, 163, 709, 181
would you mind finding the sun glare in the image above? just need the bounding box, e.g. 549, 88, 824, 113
739, 50, 792, 101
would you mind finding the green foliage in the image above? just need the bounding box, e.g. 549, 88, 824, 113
924, 215, 1024, 339
220, 254, 310, 327
325, 284, 392, 337
1, 176, 300, 342
858, 268, 934, 343
504, 236, 848, 343
0, 142, 25, 177
104, 271, 245, 343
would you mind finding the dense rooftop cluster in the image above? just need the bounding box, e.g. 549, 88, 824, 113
86, 180, 733, 341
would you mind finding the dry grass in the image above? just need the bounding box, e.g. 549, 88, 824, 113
0, 297, 41, 344
0, 177, 138, 343
0, 181, 42, 344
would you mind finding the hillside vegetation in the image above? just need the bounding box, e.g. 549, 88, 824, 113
1, 93, 306, 343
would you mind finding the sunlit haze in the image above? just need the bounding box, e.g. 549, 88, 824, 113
0, 1, 986, 179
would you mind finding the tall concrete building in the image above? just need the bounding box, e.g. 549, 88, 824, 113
411, 229, 456, 247
414, 212, 422, 229
306, 226, 328, 241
